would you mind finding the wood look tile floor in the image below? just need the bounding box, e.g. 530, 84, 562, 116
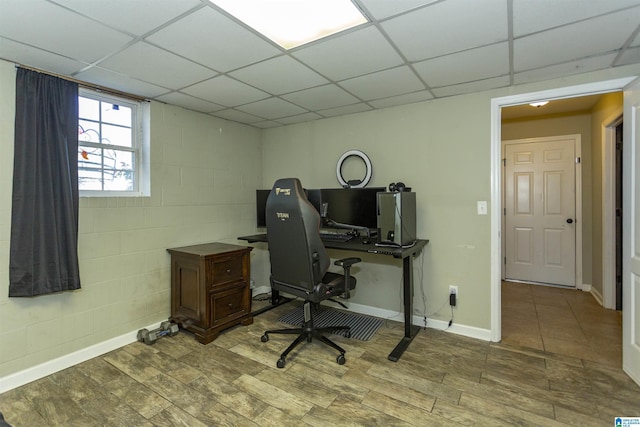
1, 291, 638, 426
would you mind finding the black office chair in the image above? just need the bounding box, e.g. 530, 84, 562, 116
261, 178, 360, 368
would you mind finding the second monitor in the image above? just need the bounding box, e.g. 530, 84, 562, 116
316, 187, 385, 230
256, 187, 385, 232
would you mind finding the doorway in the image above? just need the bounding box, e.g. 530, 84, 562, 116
603, 117, 624, 310
499, 93, 623, 356
615, 123, 623, 310
489, 77, 635, 345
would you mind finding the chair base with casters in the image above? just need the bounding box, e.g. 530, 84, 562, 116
262, 257, 360, 368
261, 300, 351, 368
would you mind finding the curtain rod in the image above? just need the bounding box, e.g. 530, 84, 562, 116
16, 64, 149, 103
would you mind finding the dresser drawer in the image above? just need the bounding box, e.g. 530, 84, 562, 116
210, 284, 249, 326
208, 256, 243, 288
168, 242, 252, 344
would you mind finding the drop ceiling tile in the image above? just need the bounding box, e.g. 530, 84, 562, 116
253, 121, 282, 129
357, 0, 440, 19
431, 76, 510, 97
212, 109, 263, 124
0, 38, 89, 75
339, 66, 424, 101
3, 0, 640, 130
369, 90, 433, 109
381, 0, 508, 61
282, 84, 359, 110
318, 103, 373, 118
276, 112, 323, 125
515, 53, 618, 84
182, 76, 269, 107
617, 46, 640, 66
230, 56, 328, 95
414, 43, 509, 87
513, 0, 640, 37
155, 92, 225, 113
514, 8, 640, 72
97, 42, 215, 90
236, 97, 307, 120
0, 0, 133, 63
51, 0, 202, 36
146, 6, 280, 72
293, 26, 404, 81
74, 66, 170, 98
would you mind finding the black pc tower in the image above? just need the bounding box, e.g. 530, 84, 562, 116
376, 192, 416, 246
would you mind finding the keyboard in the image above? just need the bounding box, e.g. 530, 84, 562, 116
319, 232, 354, 242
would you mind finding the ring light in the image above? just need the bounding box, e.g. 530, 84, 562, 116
336, 150, 372, 188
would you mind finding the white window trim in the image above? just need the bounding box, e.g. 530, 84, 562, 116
78, 88, 150, 197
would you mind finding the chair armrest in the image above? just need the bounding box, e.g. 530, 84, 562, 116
334, 257, 361, 269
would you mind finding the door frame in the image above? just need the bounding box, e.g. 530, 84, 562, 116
602, 113, 624, 309
501, 135, 582, 289
490, 77, 636, 342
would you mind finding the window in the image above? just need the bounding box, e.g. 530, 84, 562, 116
78, 88, 149, 196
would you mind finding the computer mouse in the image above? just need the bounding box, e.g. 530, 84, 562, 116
362, 238, 372, 244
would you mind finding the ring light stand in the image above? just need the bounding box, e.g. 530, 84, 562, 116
336, 150, 372, 188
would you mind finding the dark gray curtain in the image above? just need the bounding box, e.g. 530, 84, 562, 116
9, 68, 81, 297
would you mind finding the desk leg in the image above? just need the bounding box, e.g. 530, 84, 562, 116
388, 254, 421, 362
271, 290, 281, 306
251, 289, 292, 317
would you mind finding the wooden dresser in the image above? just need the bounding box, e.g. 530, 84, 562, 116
167, 242, 253, 344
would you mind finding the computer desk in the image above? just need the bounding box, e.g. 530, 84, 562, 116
238, 233, 429, 362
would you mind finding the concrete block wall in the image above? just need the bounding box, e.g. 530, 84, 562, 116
0, 59, 263, 379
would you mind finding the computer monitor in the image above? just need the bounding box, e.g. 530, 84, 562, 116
320, 187, 385, 230
256, 188, 322, 228
256, 189, 271, 228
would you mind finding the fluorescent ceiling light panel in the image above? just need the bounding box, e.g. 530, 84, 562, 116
210, 0, 368, 49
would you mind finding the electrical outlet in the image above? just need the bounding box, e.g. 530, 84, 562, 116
449, 285, 458, 307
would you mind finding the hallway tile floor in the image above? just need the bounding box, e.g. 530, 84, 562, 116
501, 281, 622, 367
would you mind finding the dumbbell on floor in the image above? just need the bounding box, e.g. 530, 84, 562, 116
137, 321, 179, 345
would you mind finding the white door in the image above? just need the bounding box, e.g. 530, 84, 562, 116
504, 137, 577, 287
623, 78, 640, 386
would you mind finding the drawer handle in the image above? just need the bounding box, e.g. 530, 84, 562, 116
228, 303, 233, 308
226, 269, 231, 274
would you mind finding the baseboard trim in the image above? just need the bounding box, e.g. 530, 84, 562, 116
251, 285, 272, 298
577, 282, 592, 292
324, 300, 492, 342
2, 300, 493, 393
0, 321, 162, 394
422, 317, 493, 341
623, 365, 640, 388
591, 286, 604, 306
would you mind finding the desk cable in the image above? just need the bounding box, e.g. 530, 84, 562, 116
382, 249, 428, 329
415, 249, 427, 326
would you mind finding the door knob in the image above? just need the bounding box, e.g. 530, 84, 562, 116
566, 218, 574, 224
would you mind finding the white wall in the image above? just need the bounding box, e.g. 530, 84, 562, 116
0, 59, 263, 379
262, 93, 493, 329
589, 92, 623, 298
261, 64, 640, 334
